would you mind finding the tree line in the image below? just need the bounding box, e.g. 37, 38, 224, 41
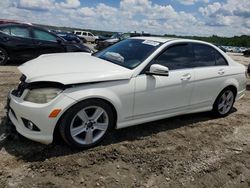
164, 34, 250, 47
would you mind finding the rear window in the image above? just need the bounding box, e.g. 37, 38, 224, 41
193, 43, 228, 67
0, 27, 10, 35
10, 27, 30, 38
155, 43, 194, 70
193, 44, 215, 67
215, 51, 228, 66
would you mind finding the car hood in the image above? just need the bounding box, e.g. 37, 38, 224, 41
18, 53, 133, 85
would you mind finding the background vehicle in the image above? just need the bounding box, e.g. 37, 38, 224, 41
55, 31, 81, 43
95, 32, 130, 50
0, 19, 32, 25
95, 32, 151, 50
0, 24, 93, 65
73, 30, 98, 43
7, 37, 246, 148
95, 34, 113, 44
243, 49, 250, 56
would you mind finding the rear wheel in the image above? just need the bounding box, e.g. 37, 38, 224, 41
212, 88, 235, 117
0, 47, 8, 65
60, 99, 115, 148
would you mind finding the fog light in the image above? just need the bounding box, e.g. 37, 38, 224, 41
22, 118, 40, 131
27, 121, 34, 130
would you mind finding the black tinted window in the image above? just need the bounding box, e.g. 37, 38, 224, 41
215, 51, 228, 65
193, 44, 216, 67
10, 27, 30, 38
154, 44, 194, 70
0, 27, 10, 35
33, 29, 57, 42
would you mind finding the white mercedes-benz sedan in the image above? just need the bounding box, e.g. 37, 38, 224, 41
7, 37, 247, 148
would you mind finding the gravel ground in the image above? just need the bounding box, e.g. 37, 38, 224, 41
0, 53, 249, 188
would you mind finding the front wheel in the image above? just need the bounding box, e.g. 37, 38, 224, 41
60, 99, 115, 148
212, 89, 235, 117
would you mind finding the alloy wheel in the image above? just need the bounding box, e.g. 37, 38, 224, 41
218, 90, 234, 115
69, 106, 109, 145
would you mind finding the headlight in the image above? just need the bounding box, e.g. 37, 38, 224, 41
24, 88, 62, 104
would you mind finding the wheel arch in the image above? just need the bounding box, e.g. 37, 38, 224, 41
213, 84, 237, 106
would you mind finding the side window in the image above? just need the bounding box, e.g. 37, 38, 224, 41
82, 32, 87, 36
33, 29, 57, 42
0, 27, 10, 35
75, 31, 81, 35
215, 51, 228, 66
88, 33, 94, 37
10, 27, 30, 38
154, 44, 194, 70
193, 44, 216, 67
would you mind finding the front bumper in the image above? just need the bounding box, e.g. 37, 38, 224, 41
7, 90, 76, 144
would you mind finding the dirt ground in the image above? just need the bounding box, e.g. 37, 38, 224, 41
0, 53, 249, 188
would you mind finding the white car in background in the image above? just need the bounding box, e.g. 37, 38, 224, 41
7, 37, 247, 148
73, 30, 98, 43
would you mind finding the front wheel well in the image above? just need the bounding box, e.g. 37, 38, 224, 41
53, 98, 118, 142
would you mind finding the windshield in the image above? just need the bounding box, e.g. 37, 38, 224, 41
93, 39, 161, 69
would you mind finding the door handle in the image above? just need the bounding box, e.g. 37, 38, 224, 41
218, 69, 225, 75
181, 73, 191, 81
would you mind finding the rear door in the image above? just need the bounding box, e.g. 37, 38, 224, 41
31, 28, 65, 56
190, 43, 229, 109
1, 25, 35, 61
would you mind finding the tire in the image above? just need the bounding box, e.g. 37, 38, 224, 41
0, 47, 8, 65
212, 88, 236, 117
60, 99, 115, 148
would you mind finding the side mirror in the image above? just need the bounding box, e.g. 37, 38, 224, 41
146, 64, 169, 76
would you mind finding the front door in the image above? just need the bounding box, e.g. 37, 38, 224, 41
134, 43, 195, 119
31, 28, 65, 57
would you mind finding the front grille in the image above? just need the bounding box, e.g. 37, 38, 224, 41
11, 75, 27, 97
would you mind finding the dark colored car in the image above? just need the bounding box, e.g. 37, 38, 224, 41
55, 32, 81, 43
0, 24, 93, 65
95, 32, 151, 51
243, 49, 250, 57
95, 34, 112, 44
0, 19, 31, 25
95, 33, 129, 50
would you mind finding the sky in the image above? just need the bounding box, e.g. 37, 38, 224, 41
0, 0, 249, 37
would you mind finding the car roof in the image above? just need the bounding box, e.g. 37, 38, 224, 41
132, 36, 215, 46
132, 36, 176, 43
